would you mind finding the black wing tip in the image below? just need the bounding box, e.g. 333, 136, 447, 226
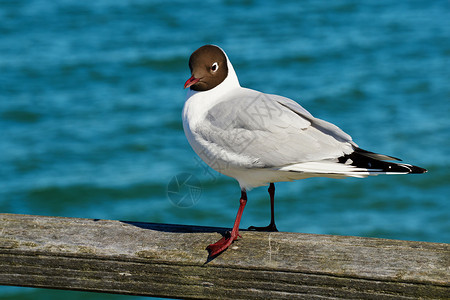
355, 147, 402, 161
393, 163, 428, 174
339, 150, 427, 174
408, 165, 428, 174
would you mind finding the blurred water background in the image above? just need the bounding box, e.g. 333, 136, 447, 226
1, 0, 449, 299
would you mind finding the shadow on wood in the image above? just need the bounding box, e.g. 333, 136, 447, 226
0, 213, 448, 299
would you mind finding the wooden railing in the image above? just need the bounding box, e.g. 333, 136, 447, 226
0, 213, 448, 299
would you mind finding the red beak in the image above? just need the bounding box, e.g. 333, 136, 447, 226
184, 75, 200, 89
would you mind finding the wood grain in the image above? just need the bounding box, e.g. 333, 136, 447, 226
0, 213, 448, 299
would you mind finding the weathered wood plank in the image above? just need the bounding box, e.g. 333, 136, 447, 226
0, 213, 448, 299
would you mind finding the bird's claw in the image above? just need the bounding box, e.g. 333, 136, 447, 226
248, 224, 278, 232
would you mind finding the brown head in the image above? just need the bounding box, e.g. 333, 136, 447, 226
184, 45, 229, 91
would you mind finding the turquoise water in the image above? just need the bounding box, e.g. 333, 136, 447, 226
1, 1, 449, 299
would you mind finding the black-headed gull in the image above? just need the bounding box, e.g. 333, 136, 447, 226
182, 45, 427, 258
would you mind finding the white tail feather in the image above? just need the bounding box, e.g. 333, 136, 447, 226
278, 161, 409, 178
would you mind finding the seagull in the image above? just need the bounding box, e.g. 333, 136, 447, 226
182, 44, 427, 258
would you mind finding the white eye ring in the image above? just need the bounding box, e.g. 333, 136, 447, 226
211, 62, 219, 72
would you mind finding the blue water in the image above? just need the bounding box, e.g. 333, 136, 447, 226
1, 1, 449, 299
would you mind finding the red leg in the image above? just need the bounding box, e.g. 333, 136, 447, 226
248, 183, 278, 232
207, 190, 247, 258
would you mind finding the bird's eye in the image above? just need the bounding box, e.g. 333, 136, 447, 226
211, 62, 219, 72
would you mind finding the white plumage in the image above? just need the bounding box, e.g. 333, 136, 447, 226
183, 47, 418, 190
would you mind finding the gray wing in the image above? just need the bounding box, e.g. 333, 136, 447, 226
196, 88, 356, 168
